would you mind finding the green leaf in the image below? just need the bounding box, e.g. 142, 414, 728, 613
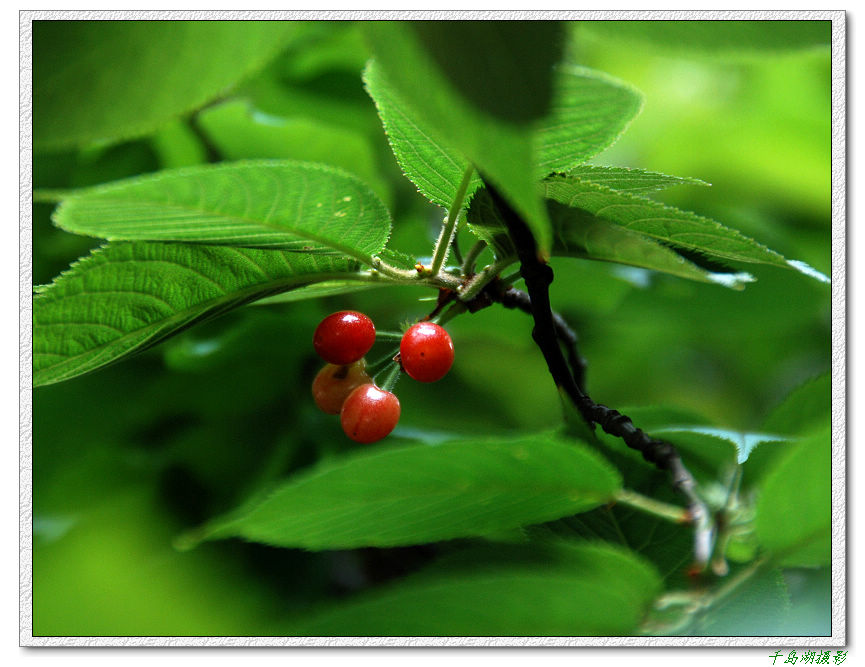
542, 174, 828, 281
33, 242, 368, 386
195, 100, 391, 205
33, 21, 296, 150
289, 542, 661, 636
652, 426, 787, 466
364, 61, 643, 212
533, 66, 643, 177
468, 189, 756, 288
363, 22, 563, 254
191, 433, 622, 550
762, 373, 831, 436
52, 161, 392, 263
562, 165, 710, 194
363, 60, 482, 211
755, 428, 831, 567
579, 20, 830, 55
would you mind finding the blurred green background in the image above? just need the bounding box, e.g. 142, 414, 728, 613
31, 20, 831, 636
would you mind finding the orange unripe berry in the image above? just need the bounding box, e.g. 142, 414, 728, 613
399, 322, 454, 383
311, 360, 373, 415
340, 383, 401, 444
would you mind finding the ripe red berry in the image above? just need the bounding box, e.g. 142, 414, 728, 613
313, 311, 376, 365
311, 360, 373, 415
340, 383, 401, 444
399, 322, 454, 383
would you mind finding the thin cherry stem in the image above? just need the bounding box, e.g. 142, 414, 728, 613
461, 240, 488, 275
615, 489, 690, 524
430, 165, 475, 276
458, 256, 517, 303
378, 362, 402, 392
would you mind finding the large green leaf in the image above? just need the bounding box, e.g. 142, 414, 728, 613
364, 61, 642, 212
195, 100, 391, 205
52, 161, 392, 263
188, 433, 622, 550
288, 542, 661, 636
755, 428, 831, 567
542, 174, 828, 281
468, 189, 755, 288
578, 20, 830, 55
363, 22, 562, 254
33, 21, 296, 150
33, 242, 369, 386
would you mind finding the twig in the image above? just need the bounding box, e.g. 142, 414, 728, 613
483, 179, 713, 568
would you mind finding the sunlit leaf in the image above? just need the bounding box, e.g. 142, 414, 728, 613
579, 20, 830, 55
468, 189, 755, 288
363, 22, 560, 254
52, 161, 392, 263
542, 174, 827, 281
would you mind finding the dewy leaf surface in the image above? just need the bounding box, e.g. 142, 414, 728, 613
289, 543, 661, 636
33, 242, 368, 386
363, 21, 561, 254
194, 433, 622, 550
52, 161, 392, 263
33, 21, 296, 150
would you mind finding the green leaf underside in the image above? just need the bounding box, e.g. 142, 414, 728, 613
196, 434, 622, 550
755, 428, 831, 567
52, 161, 391, 263
33, 242, 365, 386
33, 21, 296, 150
292, 543, 661, 636
362, 22, 556, 254
542, 175, 789, 267
468, 189, 753, 288
365, 61, 643, 214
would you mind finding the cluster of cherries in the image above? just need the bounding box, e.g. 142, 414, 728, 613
311, 310, 454, 443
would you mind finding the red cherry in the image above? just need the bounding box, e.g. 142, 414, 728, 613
313, 311, 376, 365
311, 360, 373, 415
399, 322, 454, 383
340, 383, 401, 444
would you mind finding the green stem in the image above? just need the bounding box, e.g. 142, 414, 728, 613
458, 256, 517, 303
377, 362, 402, 392
615, 489, 690, 524
429, 165, 475, 276
461, 240, 488, 275
374, 331, 405, 342
431, 301, 468, 327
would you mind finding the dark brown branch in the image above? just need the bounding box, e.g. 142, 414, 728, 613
497, 286, 587, 393
483, 180, 713, 567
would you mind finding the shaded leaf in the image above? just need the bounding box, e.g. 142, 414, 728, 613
52, 161, 391, 263
755, 428, 831, 567
289, 542, 661, 636
33, 242, 369, 386
191, 433, 622, 550
33, 21, 296, 150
